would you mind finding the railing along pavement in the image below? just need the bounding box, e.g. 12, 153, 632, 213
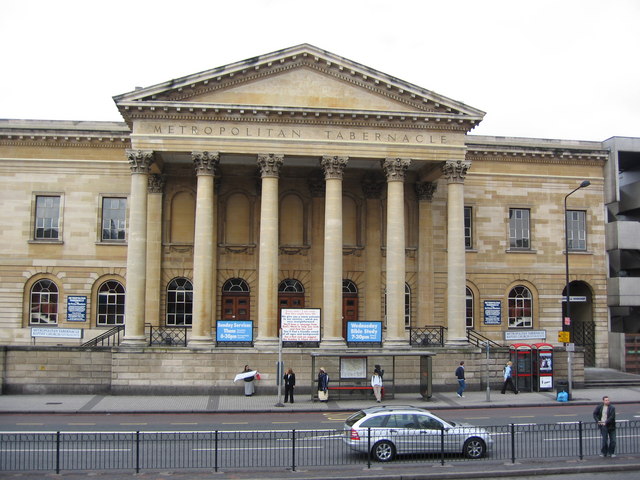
1, 420, 637, 473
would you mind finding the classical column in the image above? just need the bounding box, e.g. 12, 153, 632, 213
189, 151, 219, 348
122, 149, 154, 345
382, 158, 411, 345
415, 182, 438, 327
443, 160, 470, 345
308, 171, 325, 311
145, 174, 165, 327
256, 153, 284, 344
362, 173, 384, 324
321, 155, 348, 346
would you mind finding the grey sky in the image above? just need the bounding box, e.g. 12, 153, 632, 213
1, 0, 638, 141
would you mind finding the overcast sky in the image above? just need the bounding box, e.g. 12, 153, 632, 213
1, 0, 638, 142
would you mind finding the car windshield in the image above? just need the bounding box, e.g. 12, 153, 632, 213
345, 411, 367, 427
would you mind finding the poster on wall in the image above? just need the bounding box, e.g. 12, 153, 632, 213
347, 321, 382, 343
66, 296, 87, 322
483, 300, 501, 325
539, 376, 553, 389
281, 308, 321, 342
216, 320, 253, 342
340, 356, 367, 379
539, 352, 553, 372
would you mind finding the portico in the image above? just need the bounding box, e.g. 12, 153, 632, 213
114, 44, 483, 349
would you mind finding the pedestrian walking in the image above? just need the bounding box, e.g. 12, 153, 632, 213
593, 395, 616, 457
500, 361, 518, 394
371, 369, 383, 402
283, 368, 296, 403
455, 361, 466, 398
317, 368, 329, 402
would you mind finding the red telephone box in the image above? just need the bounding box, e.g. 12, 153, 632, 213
532, 343, 554, 391
509, 344, 533, 392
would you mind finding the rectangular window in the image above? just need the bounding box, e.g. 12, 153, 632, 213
464, 206, 472, 249
34, 196, 60, 240
567, 210, 587, 251
102, 197, 127, 241
509, 208, 530, 249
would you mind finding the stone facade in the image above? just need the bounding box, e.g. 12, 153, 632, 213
0, 45, 608, 393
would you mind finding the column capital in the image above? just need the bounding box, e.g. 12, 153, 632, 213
257, 153, 284, 178
126, 149, 154, 174
308, 170, 326, 197
148, 174, 166, 194
415, 181, 438, 201
361, 172, 385, 199
443, 160, 471, 184
382, 157, 411, 182
192, 151, 219, 176
321, 156, 348, 180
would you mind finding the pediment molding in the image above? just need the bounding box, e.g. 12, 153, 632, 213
114, 44, 485, 132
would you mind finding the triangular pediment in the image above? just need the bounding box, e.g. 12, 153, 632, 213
114, 44, 485, 129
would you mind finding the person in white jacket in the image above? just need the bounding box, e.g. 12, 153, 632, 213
371, 370, 383, 402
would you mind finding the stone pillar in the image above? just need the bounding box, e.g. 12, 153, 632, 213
308, 171, 325, 310
362, 173, 384, 324
122, 149, 154, 345
256, 153, 284, 344
443, 160, 470, 345
382, 158, 411, 345
189, 151, 219, 348
415, 182, 438, 327
321, 155, 348, 346
145, 174, 165, 327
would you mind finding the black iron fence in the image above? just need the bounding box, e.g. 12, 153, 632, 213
1, 421, 638, 474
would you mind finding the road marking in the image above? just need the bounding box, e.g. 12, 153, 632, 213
553, 414, 578, 417
171, 422, 199, 425
120, 423, 148, 426
272, 421, 298, 424
68, 423, 96, 426
510, 416, 535, 418
222, 422, 248, 425
15, 423, 44, 426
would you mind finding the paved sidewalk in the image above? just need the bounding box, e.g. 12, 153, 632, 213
1, 378, 639, 414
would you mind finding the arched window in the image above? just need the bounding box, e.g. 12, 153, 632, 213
508, 286, 532, 328
166, 278, 193, 326
222, 278, 250, 320
97, 280, 125, 325
278, 279, 305, 331
342, 280, 359, 338
30, 279, 59, 324
466, 287, 474, 328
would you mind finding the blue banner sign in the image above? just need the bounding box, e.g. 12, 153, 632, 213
484, 300, 501, 325
67, 296, 87, 322
347, 321, 382, 342
216, 320, 253, 342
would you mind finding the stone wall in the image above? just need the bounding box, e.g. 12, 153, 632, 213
0, 346, 583, 395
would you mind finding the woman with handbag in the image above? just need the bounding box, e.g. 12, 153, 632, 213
317, 368, 329, 402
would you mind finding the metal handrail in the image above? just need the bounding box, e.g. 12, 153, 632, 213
80, 325, 124, 347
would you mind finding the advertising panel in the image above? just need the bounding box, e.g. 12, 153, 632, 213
281, 308, 321, 342
346, 321, 382, 343
216, 320, 253, 342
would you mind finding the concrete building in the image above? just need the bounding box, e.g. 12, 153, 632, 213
0, 45, 611, 394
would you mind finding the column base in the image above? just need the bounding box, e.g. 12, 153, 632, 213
188, 337, 214, 349
121, 335, 148, 347
254, 337, 279, 351
320, 337, 347, 349
383, 338, 411, 349
445, 337, 470, 347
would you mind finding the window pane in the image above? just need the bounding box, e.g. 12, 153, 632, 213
35, 196, 60, 240
30, 279, 59, 324
466, 287, 474, 328
166, 278, 193, 326
509, 208, 530, 249
508, 286, 532, 328
97, 281, 125, 325
102, 197, 127, 241
567, 210, 587, 251
464, 206, 472, 249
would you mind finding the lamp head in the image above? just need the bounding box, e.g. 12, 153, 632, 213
580, 180, 591, 188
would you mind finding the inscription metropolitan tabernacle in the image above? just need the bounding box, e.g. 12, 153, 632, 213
148, 124, 449, 145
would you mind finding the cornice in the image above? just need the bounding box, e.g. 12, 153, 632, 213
0, 136, 131, 148
0, 121, 131, 148
118, 104, 475, 132
466, 150, 607, 165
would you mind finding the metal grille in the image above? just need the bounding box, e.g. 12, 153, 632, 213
573, 321, 596, 367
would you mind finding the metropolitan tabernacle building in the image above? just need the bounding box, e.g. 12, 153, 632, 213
0, 45, 614, 394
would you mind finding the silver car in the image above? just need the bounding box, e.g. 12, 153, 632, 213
343, 405, 492, 462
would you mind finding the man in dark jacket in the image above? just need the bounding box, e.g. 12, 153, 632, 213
455, 361, 465, 398
593, 395, 616, 457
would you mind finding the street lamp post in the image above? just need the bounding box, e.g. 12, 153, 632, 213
563, 180, 590, 400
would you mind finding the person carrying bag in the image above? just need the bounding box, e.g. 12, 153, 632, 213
317, 367, 329, 402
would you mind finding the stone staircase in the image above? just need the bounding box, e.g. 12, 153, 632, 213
583, 368, 640, 388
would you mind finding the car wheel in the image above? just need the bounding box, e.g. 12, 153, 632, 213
463, 437, 486, 459
372, 440, 396, 462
